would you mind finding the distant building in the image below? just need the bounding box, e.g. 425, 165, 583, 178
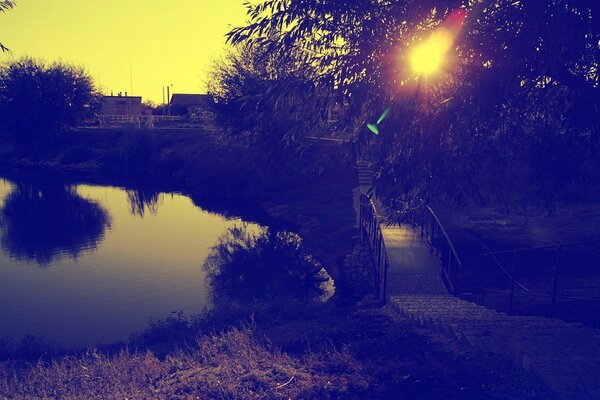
101, 95, 142, 116
170, 94, 213, 115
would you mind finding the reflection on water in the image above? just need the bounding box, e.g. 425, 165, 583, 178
0, 174, 334, 348
205, 224, 334, 306
0, 180, 111, 265
126, 188, 163, 217
0, 175, 260, 346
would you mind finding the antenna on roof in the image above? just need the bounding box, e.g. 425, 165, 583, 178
129, 60, 134, 97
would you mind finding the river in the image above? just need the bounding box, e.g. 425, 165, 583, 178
0, 171, 332, 348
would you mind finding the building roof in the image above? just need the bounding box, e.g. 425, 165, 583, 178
170, 93, 212, 106
103, 95, 142, 99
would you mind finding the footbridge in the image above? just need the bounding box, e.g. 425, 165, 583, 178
356, 161, 600, 399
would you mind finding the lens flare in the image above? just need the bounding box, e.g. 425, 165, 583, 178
408, 9, 467, 77
367, 123, 380, 135
409, 29, 453, 76
367, 107, 391, 135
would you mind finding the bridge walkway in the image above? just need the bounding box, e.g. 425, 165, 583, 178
381, 225, 448, 295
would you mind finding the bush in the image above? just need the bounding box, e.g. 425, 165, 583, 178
0, 58, 101, 142
204, 225, 335, 307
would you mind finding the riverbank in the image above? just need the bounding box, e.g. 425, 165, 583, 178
0, 128, 561, 398
0, 127, 356, 285
1, 304, 556, 399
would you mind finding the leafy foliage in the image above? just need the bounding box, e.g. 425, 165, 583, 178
208, 43, 335, 146
204, 224, 334, 306
229, 0, 600, 207
0, 58, 101, 142
0, 0, 15, 54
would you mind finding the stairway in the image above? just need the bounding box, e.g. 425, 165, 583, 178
389, 294, 600, 399
356, 161, 373, 193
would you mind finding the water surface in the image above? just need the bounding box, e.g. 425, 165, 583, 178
0, 175, 261, 346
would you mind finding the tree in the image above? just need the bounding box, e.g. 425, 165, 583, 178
228, 0, 599, 103
0, 0, 15, 53
208, 43, 335, 146
228, 0, 600, 207
0, 58, 101, 142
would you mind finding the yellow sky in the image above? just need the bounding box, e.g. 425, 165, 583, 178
0, 0, 248, 103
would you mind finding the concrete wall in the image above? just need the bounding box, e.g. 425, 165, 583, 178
101, 96, 142, 116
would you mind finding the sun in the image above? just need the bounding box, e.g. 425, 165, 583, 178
409, 29, 453, 76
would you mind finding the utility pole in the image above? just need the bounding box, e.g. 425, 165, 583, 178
167, 84, 173, 116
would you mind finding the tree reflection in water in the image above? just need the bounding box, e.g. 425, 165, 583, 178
126, 188, 163, 217
0, 182, 111, 265
204, 224, 334, 306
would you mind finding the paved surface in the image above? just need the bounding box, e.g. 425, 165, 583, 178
382, 225, 448, 295
389, 294, 600, 400
357, 161, 446, 296
355, 160, 600, 399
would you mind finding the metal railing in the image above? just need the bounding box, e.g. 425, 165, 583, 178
98, 115, 185, 123
359, 193, 389, 305
361, 191, 600, 326
418, 205, 463, 296
479, 240, 600, 322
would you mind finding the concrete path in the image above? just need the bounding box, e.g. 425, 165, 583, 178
381, 225, 448, 295
356, 160, 447, 296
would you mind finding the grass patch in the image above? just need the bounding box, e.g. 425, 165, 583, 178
0, 326, 365, 400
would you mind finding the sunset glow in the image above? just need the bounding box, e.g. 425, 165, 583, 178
0, 0, 247, 103
410, 29, 453, 76
409, 9, 467, 77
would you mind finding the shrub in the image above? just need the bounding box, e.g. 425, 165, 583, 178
0, 58, 101, 142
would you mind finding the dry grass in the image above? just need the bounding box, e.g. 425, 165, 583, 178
0, 326, 366, 400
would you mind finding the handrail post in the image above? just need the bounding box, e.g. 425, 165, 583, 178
429, 220, 435, 253
550, 246, 561, 318
379, 235, 384, 304
481, 255, 488, 305
359, 196, 364, 244
452, 257, 459, 297
508, 251, 518, 314
382, 251, 388, 306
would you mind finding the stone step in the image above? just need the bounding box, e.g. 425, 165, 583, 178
388, 294, 600, 399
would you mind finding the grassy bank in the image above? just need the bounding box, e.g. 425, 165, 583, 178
0, 305, 556, 399
0, 326, 364, 400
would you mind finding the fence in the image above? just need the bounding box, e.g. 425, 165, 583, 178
98, 115, 185, 124
361, 193, 600, 325
478, 240, 600, 325
359, 193, 389, 305
418, 205, 463, 295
